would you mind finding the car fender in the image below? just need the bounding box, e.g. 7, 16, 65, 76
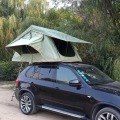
19, 89, 35, 101
91, 102, 120, 120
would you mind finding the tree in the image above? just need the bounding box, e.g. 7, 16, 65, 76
0, 0, 119, 79
75, 0, 120, 77
88, 0, 120, 44
0, 0, 25, 60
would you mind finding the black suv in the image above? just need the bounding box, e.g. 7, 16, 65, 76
15, 62, 120, 120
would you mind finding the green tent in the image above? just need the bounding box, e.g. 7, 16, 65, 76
6, 25, 91, 63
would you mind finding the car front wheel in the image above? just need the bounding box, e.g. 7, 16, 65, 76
95, 107, 120, 120
20, 92, 37, 115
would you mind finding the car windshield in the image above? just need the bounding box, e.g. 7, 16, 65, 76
76, 65, 114, 85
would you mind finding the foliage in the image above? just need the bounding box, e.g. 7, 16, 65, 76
0, 0, 24, 61
113, 58, 120, 81
74, 0, 120, 78
90, 0, 120, 34
0, 61, 28, 81
0, 62, 19, 81
0, 0, 119, 80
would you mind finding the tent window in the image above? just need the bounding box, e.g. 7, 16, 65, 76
22, 45, 39, 54
53, 38, 75, 57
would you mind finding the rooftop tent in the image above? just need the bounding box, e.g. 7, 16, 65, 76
6, 25, 91, 63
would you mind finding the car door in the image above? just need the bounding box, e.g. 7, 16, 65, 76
53, 65, 87, 112
26, 65, 56, 105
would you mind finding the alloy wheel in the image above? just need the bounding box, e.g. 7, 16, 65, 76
98, 112, 118, 120
20, 95, 32, 113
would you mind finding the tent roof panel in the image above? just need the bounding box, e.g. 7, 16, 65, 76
6, 25, 91, 47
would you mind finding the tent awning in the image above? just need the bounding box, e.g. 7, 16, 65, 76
6, 25, 91, 48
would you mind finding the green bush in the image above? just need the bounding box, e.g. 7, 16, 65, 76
113, 58, 120, 81
0, 62, 20, 81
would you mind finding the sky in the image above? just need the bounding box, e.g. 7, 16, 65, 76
24, 0, 29, 4
24, 0, 81, 9
47, 0, 65, 9
24, 0, 56, 8
47, 0, 81, 9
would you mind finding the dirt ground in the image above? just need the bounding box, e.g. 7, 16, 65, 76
0, 83, 77, 120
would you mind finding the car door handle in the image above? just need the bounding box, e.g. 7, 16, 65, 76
55, 87, 59, 90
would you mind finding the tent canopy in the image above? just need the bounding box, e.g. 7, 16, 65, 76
6, 25, 91, 63
7, 25, 91, 46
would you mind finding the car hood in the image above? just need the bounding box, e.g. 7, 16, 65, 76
93, 81, 120, 95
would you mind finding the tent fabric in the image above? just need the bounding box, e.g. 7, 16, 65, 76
7, 25, 91, 46
6, 25, 91, 63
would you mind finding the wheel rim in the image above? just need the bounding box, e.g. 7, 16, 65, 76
20, 95, 32, 113
98, 112, 118, 120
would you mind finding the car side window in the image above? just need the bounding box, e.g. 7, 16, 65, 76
39, 67, 55, 82
26, 66, 39, 79
56, 66, 77, 84
26, 66, 55, 82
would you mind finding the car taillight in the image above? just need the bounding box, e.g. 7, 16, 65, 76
15, 79, 20, 86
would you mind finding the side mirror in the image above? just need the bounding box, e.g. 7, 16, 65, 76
69, 79, 81, 87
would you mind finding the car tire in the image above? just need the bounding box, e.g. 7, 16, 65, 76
95, 107, 120, 120
19, 92, 37, 115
